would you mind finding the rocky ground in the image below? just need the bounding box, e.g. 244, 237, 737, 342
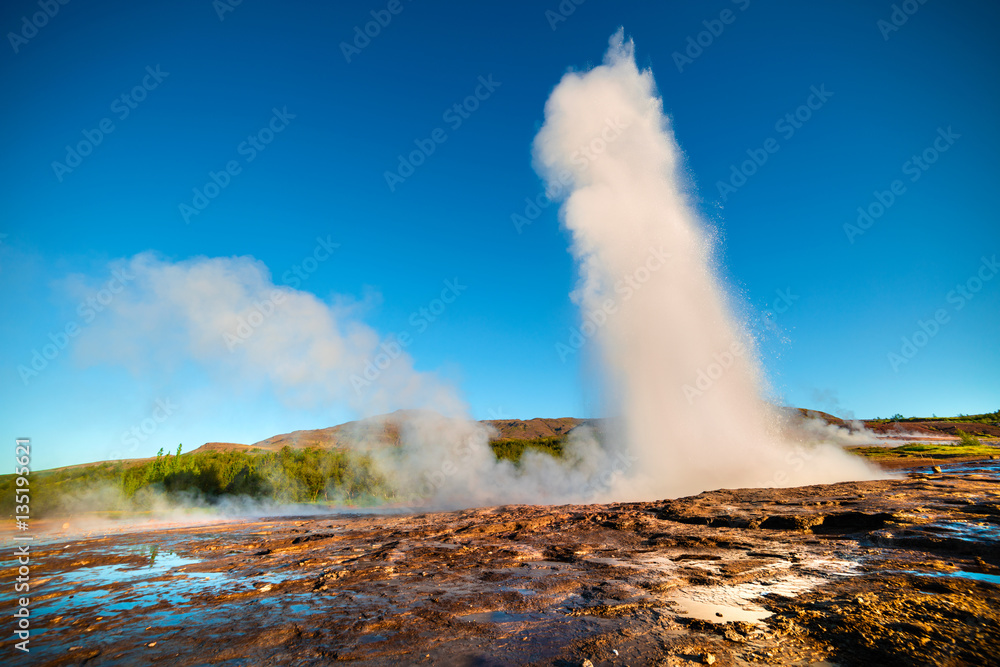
9, 460, 1000, 666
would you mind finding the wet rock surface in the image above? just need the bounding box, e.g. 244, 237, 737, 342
8, 461, 999, 666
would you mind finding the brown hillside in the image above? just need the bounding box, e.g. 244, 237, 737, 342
251, 426, 345, 451
187, 442, 263, 455
866, 421, 1000, 438
250, 410, 439, 451
795, 408, 848, 428
793, 409, 1000, 439
250, 414, 590, 452
484, 418, 584, 440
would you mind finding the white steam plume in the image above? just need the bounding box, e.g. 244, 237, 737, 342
532, 30, 884, 498
70, 252, 460, 417
68, 253, 631, 508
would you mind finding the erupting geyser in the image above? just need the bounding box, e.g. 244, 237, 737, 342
69, 31, 883, 509
532, 30, 882, 498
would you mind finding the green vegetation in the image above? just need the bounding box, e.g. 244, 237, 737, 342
850, 443, 998, 461
0, 445, 393, 517
14, 425, 991, 518
489, 436, 566, 464
956, 430, 983, 447
868, 410, 999, 426
1, 438, 577, 518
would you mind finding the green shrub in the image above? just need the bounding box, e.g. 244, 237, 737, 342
490, 436, 565, 464
956, 429, 982, 447
0, 445, 395, 517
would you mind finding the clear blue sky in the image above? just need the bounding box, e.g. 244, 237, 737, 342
2, 0, 998, 472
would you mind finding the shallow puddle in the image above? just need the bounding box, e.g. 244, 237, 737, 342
498, 585, 536, 595
930, 521, 1000, 542
896, 569, 1000, 585
928, 460, 1000, 477
667, 594, 771, 623
459, 610, 540, 623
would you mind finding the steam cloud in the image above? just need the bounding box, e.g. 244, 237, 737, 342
70, 253, 625, 507
531, 29, 883, 498
70, 252, 459, 417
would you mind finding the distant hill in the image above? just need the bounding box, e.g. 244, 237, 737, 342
186, 413, 592, 456
866, 420, 1000, 438
187, 442, 265, 455
483, 417, 585, 440
149, 408, 1000, 461
795, 408, 1000, 438
794, 408, 848, 427
250, 410, 413, 451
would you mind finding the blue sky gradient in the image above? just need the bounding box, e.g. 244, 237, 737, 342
2, 0, 998, 472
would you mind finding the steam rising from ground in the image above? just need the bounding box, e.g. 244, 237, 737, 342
63, 31, 883, 515
70, 255, 627, 508
71, 253, 460, 417
530, 30, 883, 497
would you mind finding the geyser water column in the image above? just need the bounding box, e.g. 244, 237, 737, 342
533, 30, 881, 498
